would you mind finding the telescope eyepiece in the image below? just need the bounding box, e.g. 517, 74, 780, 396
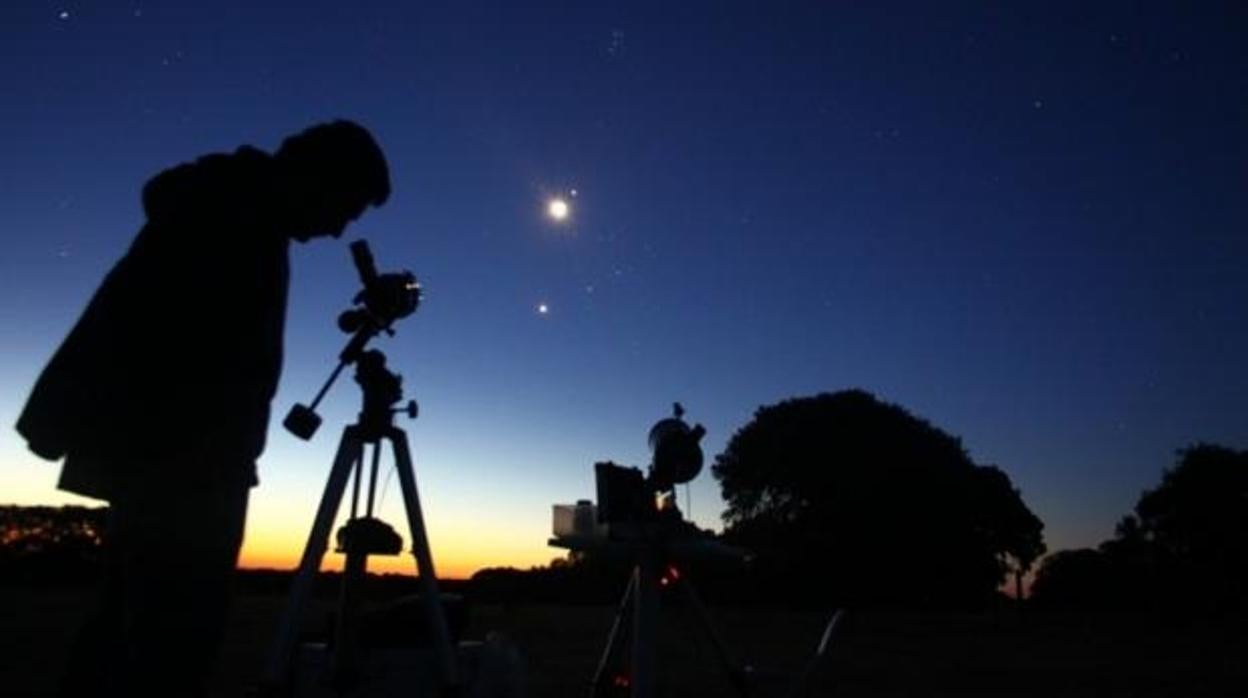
350, 240, 380, 285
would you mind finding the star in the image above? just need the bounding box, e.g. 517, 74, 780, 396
548, 198, 570, 221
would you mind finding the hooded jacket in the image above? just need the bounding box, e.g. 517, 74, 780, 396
16, 146, 289, 498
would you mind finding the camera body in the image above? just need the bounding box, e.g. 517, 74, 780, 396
339, 240, 421, 334
283, 240, 421, 441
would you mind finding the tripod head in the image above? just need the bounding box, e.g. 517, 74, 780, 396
354, 349, 418, 439
284, 240, 421, 440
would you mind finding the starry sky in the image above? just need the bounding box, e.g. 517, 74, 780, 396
2, 2, 1246, 578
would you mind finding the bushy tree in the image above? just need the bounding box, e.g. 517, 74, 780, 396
712, 390, 1044, 607
1119, 444, 1248, 607
973, 464, 1048, 599
1032, 444, 1248, 613
1129, 445, 1248, 565
1029, 548, 1117, 609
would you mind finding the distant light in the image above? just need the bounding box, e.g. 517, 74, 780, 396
537, 303, 549, 315
58, 10, 70, 20
548, 198, 570, 221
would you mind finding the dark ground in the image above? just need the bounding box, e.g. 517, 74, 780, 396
2, 587, 1245, 697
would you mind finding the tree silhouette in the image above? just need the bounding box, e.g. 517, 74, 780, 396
1117, 443, 1248, 607
711, 390, 1044, 607
1029, 548, 1117, 610
1032, 444, 1248, 613
972, 464, 1048, 600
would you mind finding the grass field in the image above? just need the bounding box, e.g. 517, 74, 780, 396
3, 587, 1245, 697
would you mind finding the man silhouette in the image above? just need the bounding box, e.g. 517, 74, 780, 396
15, 120, 390, 697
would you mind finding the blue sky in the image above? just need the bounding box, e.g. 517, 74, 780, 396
2, 2, 1245, 574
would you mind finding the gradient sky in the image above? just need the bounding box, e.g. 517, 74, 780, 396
2, 2, 1245, 579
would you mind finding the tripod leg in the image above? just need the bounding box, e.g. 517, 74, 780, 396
263, 426, 363, 686
591, 569, 639, 697
329, 543, 368, 686
633, 549, 660, 698
785, 609, 845, 698
675, 573, 751, 698
388, 426, 460, 690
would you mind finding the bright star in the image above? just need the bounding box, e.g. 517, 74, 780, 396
548, 198, 569, 221
537, 303, 550, 315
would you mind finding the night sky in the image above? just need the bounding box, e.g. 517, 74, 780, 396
2, 2, 1245, 578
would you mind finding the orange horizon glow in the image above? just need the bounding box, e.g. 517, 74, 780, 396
236, 544, 556, 581
0, 483, 562, 582
237, 515, 561, 581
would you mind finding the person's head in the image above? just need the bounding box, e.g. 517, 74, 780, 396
275, 120, 390, 242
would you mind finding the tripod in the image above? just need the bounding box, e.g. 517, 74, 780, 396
553, 524, 753, 698
263, 350, 458, 694
572, 531, 844, 698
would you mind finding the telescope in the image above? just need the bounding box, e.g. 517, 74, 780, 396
591, 403, 706, 535
264, 239, 468, 695
284, 239, 421, 440
337, 240, 421, 336
550, 404, 759, 698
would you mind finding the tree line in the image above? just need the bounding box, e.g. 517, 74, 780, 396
481, 389, 1245, 612
4, 389, 1245, 614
